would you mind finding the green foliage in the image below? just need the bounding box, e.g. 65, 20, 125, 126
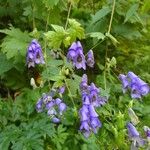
0, 0, 150, 149
45, 19, 85, 49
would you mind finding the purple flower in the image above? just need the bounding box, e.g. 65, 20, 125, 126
90, 117, 102, 133
89, 83, 100, 106
82, 93, 90, 105
47, 108, 57, 116
79, 105, 89, 121
73, 49, 86, 70
55, 98, 62, 105
119, 71, 150, 99
80, 120, 91, 138
52, 117, 60, 123
127, 122, 140, 138
119, 74, 129, 93
27, 39, 45, 68
144, 126, 150, 140
88, 105, 98, 118
127, 123, 145, 147
80, 74, 89, 92
46, 100, 55, 110
58, 86, 65, 94
58, 102, 67, 115
86, 50, 95, 68
36, 98, 43, 112
67, 42, 77, 62
67, 41, 86, 70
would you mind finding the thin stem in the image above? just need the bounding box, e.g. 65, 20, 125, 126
65, 2, 72, 30
103, 44, 108, 90
64, 79, 76, 109
44, 11, 51, 89
107, 0, 116, 34
104, 0, 116, 90
31, 0, 36, 29
90, 39, 105, 50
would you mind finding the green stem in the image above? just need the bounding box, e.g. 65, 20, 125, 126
90, 39, 105, 50
64, 79, 76, 110
107, 0, 116, 34
103, 44, 108, 90
31, 0, 36, 29
65, 2, 72, 30
44, 11, 51, 89
104, 0, 116, 90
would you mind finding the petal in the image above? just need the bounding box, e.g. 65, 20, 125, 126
88, 105, 98, 117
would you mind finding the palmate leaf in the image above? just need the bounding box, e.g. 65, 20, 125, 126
52, 125, 69, 150
0, 53, 13, 76
67, 19, 85, 42
0, 26, 31, 59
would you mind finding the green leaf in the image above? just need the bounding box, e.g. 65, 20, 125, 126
124, 4, 139, 23
91, 7, 111, 24
67, 19, 85, 42
0, 27, 31, 59
0, 53, 13, 75
43, 0, 60, 10
88, 32, 105, 40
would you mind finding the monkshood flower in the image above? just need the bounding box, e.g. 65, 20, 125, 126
26, 39, 45, 68
86, 50, 95, 68
79, 104, 102, 138
67, 41, 86, 70
119, 71, 150, 99
58, 86, 65, 94
128, 72, 149, 98
80, 74, 88, 92
36, 90, 67, 123
36, 98, 43, 113
119, 74, 129, 93
127, 122, 145, 148
144, 126, 150, 142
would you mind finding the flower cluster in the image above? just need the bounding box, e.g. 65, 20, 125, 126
26, 39, 45, 68
67, 41, 95, 70
36, 86, 66, 123
119, 71, 149, 99
79, 74, 107, 137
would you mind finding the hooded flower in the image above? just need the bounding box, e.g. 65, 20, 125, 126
127, 122, 140, 138
36, 90, 67, 124
58, 102, 67, 115
86, 50, 95, 68
80, 74, 89, 92
90, 117, 102, 133
27, 39, 45, 68
67, 41, 86, 70
79, 105, 89, 122
119, 71, 150, 99
36, 98, 43, 112
58, 86, 65, 94
80, 120, 91, 138
119, 74, 129, 93
144, 126, 150, 141
127, 122, 145, 148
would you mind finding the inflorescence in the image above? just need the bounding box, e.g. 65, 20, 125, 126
119, 71, 149, 99
26, 39, 45, 68
36, 86, 67, 123
67, 41, 95, 70
79, 74, 107, 137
